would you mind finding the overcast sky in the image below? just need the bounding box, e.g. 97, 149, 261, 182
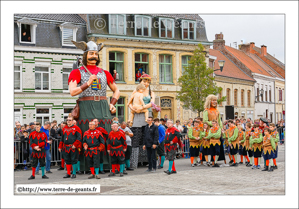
200, 15, 285, 63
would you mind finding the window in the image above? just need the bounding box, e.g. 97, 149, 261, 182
159, 54, 173, 83
279, 89, 282, 101
135, 16, 151, 36
265, 89, 268, 102
19, 23, 36, 44
218, 90, 223, 106
14, 108, 22, 124
241, 89, 244, 107
35, 67, 50, 91
109, 52, 124, 82
234, 89, 238, 106
14, 66, 21, 91
182, 20, 196, 40
135, 53, 149, 81
247, 90, 251, 107
257, 87, 259, 101
58, 23, 78, 46
181, 56, 191, 75
62, 28, 75, 46
109, 14, 126, 35
226, 88, 230, 105
63, 108, 73, 121
159, 18, 174, 38
63, 68, 72, 91
36, 108, 50, 125
110, 97, 125, 123
269, 89, 271, 102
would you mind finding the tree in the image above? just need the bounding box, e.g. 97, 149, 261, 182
177, 43, 226, 116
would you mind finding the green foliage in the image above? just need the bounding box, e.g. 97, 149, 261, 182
177, 43, 226, 116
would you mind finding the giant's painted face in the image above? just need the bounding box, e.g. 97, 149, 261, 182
86, 50, 99, 65
211, 99, 217, 108
140, 78, 151, 88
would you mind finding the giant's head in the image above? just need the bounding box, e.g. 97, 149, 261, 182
204, 94, 218, 109
72, 41, 104, 66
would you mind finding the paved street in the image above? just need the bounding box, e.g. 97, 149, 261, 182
14, 144, 285, 195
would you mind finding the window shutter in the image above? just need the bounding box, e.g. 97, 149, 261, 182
62, 28, 73, 45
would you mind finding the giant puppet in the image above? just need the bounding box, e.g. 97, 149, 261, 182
202, 95, 226, 163
128, 74, 155, 168
68, 41, 120, 172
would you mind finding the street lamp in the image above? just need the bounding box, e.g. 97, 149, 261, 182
214, 60, 225, 72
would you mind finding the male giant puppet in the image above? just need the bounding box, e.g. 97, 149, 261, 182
203, 95, 225, 164
68, 41, 120, 172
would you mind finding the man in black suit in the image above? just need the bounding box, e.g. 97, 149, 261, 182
143, 117, 159, 172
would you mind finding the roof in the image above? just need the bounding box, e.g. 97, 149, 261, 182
248, 54, 283, 79
148, 14, 203, 21
225, 46, 272, 77
253, 46, 285, 78
253, 47, 285, 69
14, 14, 86, 24
209, 49, 255, 82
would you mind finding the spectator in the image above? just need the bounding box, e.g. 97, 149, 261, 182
143, 117, 159, 172
164, 114, 168, 122
277, 122, 285, 145
136, 70, 141, 82
189, 118, 193, 126
15, 122, 21, 140
27, 122, 35, 133
174, 120, 183, 132
35, 121, 52, 174
113, 69, 119, 81
20, 130, 30, 170
160, 118, 167, 129
119, 121, 134, 172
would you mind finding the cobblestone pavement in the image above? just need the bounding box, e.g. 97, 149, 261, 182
14, 145, 285, 195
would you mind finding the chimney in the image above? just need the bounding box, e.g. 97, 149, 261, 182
213, 32, 225, 50
250, 42, 255, 54
261, 45, 267, 56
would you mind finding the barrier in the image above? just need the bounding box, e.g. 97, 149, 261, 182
14, 139, 62, 166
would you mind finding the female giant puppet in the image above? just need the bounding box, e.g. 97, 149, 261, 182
128, 74, 155, 168
68, 41, 120, 172
203, 95, 226, 164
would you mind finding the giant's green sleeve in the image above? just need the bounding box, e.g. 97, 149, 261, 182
253, 134, 263, 143
228, 128, 238, 143
203, 110, 212, 127
240, 132, 246, 143
188, 128, 196, 139
222, 132, 226, 139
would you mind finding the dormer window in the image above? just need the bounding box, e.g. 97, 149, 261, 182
59, 23, 78, 46
135, 15, 151, 37
182, 20, 196, 40
17, 17, 38, 44
159, 18, 174, 38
